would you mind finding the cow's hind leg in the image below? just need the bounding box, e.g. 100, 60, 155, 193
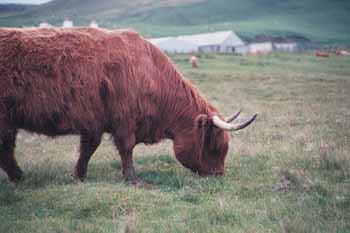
0, 129, 23, 182
74, 133, 102, 181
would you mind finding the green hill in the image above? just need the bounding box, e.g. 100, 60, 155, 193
0, 3, 34, 17
0, 0, 349, 45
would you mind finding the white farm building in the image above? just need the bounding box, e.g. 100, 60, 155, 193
248, 42, 273, 54
232, 42, 273, 55
273, 42, 298, 53
89, 20, 99, 28
38, 21, 53, 28
149, 31, 244, 54
178, 31, 244, 53
62, 18, 73, 28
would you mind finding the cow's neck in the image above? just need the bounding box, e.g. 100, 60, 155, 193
147, 47, 217, 140
163, 83, 217, 141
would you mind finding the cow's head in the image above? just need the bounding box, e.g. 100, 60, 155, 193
174, 110, 257, 176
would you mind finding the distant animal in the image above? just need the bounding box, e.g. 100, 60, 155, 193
0, 28, 257, 184
190, 56, 198, 68
315, 51, 330, 58
335, 50, 350, 56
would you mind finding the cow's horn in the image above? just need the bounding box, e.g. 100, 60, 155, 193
225, 109, 242, 123
213, 114, 257, 131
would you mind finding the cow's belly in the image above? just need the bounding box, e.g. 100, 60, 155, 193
12, 108, 103, 137
15, 114, 77, 136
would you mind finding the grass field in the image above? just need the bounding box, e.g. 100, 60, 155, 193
1, 53, 350, 233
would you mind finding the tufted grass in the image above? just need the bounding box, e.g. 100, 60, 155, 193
1, 53, 350, 233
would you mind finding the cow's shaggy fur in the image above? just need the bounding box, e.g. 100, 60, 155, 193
0, 28, 230, 183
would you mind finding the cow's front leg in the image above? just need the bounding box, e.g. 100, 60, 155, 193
113, 133, 137, 181
120, 148, 137, 182
113, 134, 151, 188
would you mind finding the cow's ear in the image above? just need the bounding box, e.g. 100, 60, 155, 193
194, 114, 210, 164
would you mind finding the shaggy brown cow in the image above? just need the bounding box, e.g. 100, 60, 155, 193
315, 51, 330, 58
0, 27, 256, 184
335, 50, 350, 56
190, 56, 198, 68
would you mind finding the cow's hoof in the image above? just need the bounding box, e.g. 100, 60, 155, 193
71, 171, 86, 182
9, 169, 23, 183
71, 168, 86, 182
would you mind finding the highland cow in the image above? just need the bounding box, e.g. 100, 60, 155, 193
0, 27, 256, 185
190, 55, 198, 68
315, 51, 330, 58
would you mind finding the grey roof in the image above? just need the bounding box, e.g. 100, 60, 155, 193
178, 31, 244, 47
149, 30, 244, 48
149, 37, 173, 45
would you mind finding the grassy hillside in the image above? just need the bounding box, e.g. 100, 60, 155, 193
0, 0, 350, 44
1, 53, 350, 233
134, 0, 350, 44
0, 3, 34, 17
0, 0, 203, 28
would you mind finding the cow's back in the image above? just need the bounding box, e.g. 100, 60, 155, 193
0, 28, 138, 135
0, 27, 187, 139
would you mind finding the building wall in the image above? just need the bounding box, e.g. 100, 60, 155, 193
62, 20, 73, 28
199, 45, 220, 53
274, 43, 298, 53
220, 33, 244, 53
150, 31, 245, 54
235, 45, 249, 54
249, 42, 273, 54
